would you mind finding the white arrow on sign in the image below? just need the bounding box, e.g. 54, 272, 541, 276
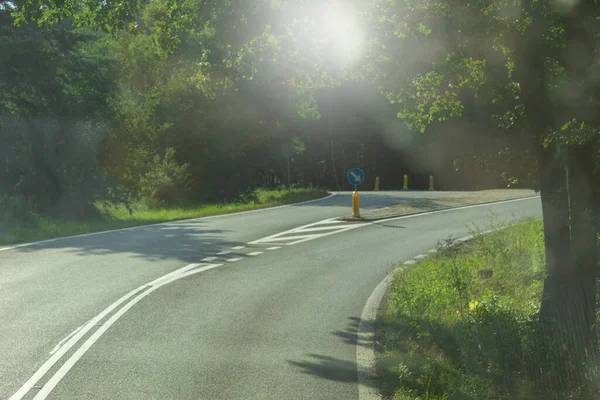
350, 171, 361, 181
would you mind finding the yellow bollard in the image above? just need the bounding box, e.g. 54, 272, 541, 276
403, 174, 408, 190
429, 175, 434, 191
352, 191, 360, 217
375, 176, 380, 191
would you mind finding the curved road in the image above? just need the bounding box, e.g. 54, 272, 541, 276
0, 192, 541, 400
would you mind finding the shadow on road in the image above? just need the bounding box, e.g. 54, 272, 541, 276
5, 221, 254, 264
287, 316, 381, 389
287, 354, 365, 384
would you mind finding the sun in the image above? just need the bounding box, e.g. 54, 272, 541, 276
320, 4, 364, 64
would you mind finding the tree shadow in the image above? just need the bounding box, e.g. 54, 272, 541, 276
5, 221, 253, 263
286, 354, 361, 384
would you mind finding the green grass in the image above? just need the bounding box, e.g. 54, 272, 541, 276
0, 187, 328, 246
377, 218, 598, 400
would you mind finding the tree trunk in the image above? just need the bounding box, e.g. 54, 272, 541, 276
513, 11, 599, 390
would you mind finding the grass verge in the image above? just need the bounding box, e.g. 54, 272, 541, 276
0, 187, 328, 246
377, 218, 598, 399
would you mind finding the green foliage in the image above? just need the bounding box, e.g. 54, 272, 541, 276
138, 148, 190, 209
377, 219, 599, 400
0, 188, 328, 246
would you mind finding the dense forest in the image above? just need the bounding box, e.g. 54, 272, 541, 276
0, 0, 522, 221
3, 0, 600, 395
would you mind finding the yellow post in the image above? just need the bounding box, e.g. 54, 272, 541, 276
403, 174, 408, 190
352, 191, 360, 217
429, 175, 434, 191
375, 176, 380, 191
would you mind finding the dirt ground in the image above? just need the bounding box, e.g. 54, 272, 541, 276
342, 189, 538, 221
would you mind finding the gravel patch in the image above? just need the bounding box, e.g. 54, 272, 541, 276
341, 189, 538, 221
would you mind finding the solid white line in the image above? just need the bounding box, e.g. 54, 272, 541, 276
29, 263, 223, 400
247, 251, 263, 256
8, 286, 148, 400
266, 246, 281, 250
372, 195, 539, 225
9, 262, 215, 400
226, 257, 244, 262
201, 257, 217, 262
356, 272, 395, 400
216, 251, 231, 255
0, 193, 337, 253
403, 260, 416, 265
414, 254, 426, 259
231, 246, 246, 250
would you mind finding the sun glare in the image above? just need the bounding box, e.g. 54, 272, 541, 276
320, 4, 363, 64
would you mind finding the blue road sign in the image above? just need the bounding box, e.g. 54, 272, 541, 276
347, 168, 364, 186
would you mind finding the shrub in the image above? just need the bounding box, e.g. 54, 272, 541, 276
139, 148, 191, 208
0, 194, 37, 225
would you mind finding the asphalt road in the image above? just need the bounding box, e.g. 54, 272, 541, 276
0, 192, 542, 400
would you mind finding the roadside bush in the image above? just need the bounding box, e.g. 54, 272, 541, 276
377, 219, 597, 400
0, 194, 37, 225
139, 148, 191, 209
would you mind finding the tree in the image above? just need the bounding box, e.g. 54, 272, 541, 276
363, 0, 600, 393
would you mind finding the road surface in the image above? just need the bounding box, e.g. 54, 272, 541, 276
0, 192, 542, 400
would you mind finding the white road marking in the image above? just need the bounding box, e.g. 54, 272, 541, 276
403, 260, 416, 265
428, 249, 438, 253
247, 251, 263, 256
317, 219, 348, 224
254, 234, 317, 243
216, 250, 231, 255
414, 254, 426, 259
292, 225, 354, 233
248, 218, 339, 244
284, 226, 362, 245
231, 246, 246, 250
10, 263, 222, 400
202, 257, 217, 262
227, 257, 244, 262
266, 246, 281, 250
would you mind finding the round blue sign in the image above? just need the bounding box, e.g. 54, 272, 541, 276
347, 168, 364, 186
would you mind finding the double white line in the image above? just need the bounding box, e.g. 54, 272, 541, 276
9, 262, 223, 400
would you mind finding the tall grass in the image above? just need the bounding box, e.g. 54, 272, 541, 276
0, 187, 328, 246
378, 218, 599, 400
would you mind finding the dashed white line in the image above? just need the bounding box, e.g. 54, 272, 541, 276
266, 246, 281, 250
248, 251, 263, 256
202, 257, 217, 262
217, 251, 231, 255
227, 257, 244, 262
231, 246, 246, 250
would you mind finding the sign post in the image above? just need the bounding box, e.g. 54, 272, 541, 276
347, 168, 364, 217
